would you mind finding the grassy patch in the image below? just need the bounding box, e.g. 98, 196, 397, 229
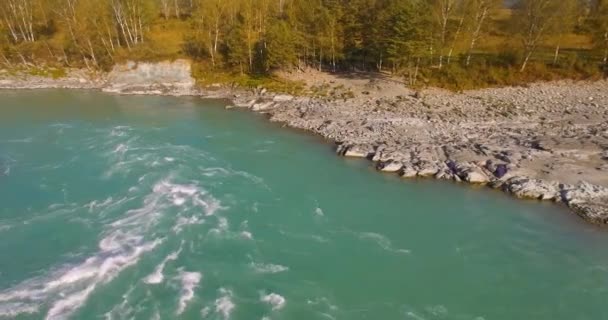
192, 62, 305, 95
25, 66, 67, 79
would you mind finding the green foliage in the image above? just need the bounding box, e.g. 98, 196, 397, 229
265, 19, 299, 70
192, 61, 304, 94
0, 0, 605, 90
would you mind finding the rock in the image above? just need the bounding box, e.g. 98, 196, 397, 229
378, 161, 403, 172
252, 102, 275, 111
568, 200, 608, 225
234, 99, 257, 108
602, 150, 608, 160
502, 177, 560, 200
273, 94, 294, 102
464, 168, 490, 184
103, 59, 195, 95
561, 181, 608, 203
435, 169, 454, 180
494, 164, 508, 178
338, 145, 373, 158
417, 164, 439, 177
449, 162, 489, 183
401, 166, 418, 179
488, 179, 504, 189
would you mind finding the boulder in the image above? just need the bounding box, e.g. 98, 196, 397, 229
502, 177, 560, 200
568, 200, 608, 225
338, 144, 373, 158
464, 168, 490, 184
417, 164, 439, 177
273, 94, 294, 102
434, 169, 454, 180
449, 161, 490, 184
252, 102, 275, 111
234, 99, 257, 108
494, 164, 508, 178
561, 181, 608, 204
401, 166, 418, 179
378, 161, 403, 172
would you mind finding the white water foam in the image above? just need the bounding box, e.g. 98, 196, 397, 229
153, 180, 224, 217
279, 229, 330, 243
176, 270, 202, 315
314, 207, 325, 217
239, 221, 254, 240
0, 176, 209, 318
46, 285, 97, 320
3, 137, 33, 143
102, 285, 137, 320
109, 126, 131, 137
0, 302, 39, 317
208, 217, 230, 236
359, 232, 411, 255
201, 167, 231, 177
194, 193, 224, 216
144, 245, 183, 284
45, 239, 162, 320
250, 263, 289, 274
172, 216, 205, 234
260, 293, 286, 311
214, 288, 235, 319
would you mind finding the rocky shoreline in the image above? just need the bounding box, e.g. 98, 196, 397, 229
1, 61, 607, 225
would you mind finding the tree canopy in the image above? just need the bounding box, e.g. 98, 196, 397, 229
0, 0, 606, 85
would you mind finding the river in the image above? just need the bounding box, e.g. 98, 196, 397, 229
0, 90, 606, 320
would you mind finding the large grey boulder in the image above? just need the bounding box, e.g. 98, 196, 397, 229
252, 102, 275, 111
449, 161, 490, 184
417, 163, 440, 177
401, 166, 418, 179
377, 161, 403, 172
337, 144, 374, 158
562, 182, 608, 224
464, 169, 490, 184
502, 177, 560, 200
568, 200, 608, 225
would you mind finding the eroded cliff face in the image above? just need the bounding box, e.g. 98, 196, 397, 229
0, 60, 198, 95
103, 60, 196, 95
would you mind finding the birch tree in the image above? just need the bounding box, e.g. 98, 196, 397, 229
193, 0, 227, 66
431, 0, 458, 68
0, 0, 37, 43
512, 0, 560, 72
552, 0, 580, 64
591, 0, 608, 66
110, 0, 151, 49
464, 0, 500, 66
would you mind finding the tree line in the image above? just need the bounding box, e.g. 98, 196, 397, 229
1, 0, 607, 83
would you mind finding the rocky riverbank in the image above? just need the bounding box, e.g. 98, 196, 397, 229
230, 76, 608, 226
1, 61, 607, 225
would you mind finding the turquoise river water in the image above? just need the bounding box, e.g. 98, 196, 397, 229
0, 90, 607, 320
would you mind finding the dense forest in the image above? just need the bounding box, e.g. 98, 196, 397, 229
1, 0, 607, 88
